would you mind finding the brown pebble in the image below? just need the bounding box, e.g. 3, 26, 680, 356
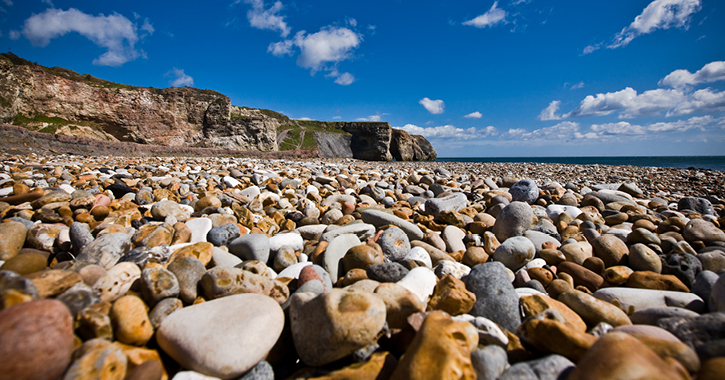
0, 252, 47, 275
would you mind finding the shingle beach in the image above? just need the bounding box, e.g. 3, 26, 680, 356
1, 153, 724, 380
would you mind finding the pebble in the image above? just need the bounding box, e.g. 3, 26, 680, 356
0, 299, 75, 380
228, 234, 270, 263
289, 289, 386, 367
492, 236, 536, 271
465, 262, 521, 331
158, 294, 284, 379
0, 154, 723, 379
492, 201, 534, 242
322, 234, 361, 280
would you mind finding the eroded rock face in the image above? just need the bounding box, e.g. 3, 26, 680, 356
343, 122, 394, 161
390, 128, 437, 161
0, 54, 278, 152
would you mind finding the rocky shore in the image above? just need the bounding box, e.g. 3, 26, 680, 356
0, 152, 724, 380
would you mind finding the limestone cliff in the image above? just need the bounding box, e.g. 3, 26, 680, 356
0, 53, 436, 160
0, 53, 277, 151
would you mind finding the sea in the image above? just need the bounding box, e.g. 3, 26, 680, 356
435, 156, 725, 172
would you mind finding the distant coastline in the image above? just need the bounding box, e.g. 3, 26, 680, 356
435, 156, 725, 172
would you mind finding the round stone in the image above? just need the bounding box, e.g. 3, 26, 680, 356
377, 227, 411, 262
0, 299, 75, 380
168, 257, 206, 304
0, 221, 28, 261
0, 252, 47, 275
366, 262, 409, 283
206, 224, 241, 247
510, 179, 539, 204
493, 236, 536, 271
110, 295, 154, 346
141, 267, 180, 307
591, 235, 629, 268
342, 244, 384, 272
492, 202, 533, 242
157, 294, 284, 379
629, 243, 662, 273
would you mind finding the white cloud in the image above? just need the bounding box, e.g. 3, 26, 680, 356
564, 87, 639, 118
463, 1, 507, 28
570, 81, 585, 90
294, 27, 361, 72
19, 8, 147, 67
356, 113, 387, 122
669, 88, 725, 116
141, 18, 154, 35
419, 97, 445, 114
659, 60, 725, 88
332, 71, 355, 85
8, 30, 20, 39
582, 115, 714, 139
245, 0, 291, 37
400, 124, 496, 139
464, 111, 482, 119
609, 0, 701, 49
2, 0, 12, 6
582, 44, 601, 55
166, 68, 194, 87
41, 0, 54, 6
518, 121, 580, 140
538, 100, 562, 120
268, 25, 362, 85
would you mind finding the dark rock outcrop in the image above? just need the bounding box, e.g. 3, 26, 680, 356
390, 129, 437, 161
314, 132, 353, 159
342, 122, 393, 161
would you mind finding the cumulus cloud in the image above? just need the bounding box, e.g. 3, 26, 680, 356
244, 0, 290, 37
419, 98, 445, 114
580, 115, 714, 139
538, 100, 562, 120
659, 60, 725, 88
268, 26, 361, 85
609, 0, 701, 49
669, 88, 725, 116
463, 1, 507, 28
464, 111, 482, 119
166, 68, 194, 87
518, 121, 580, 141
399, 124, 497, 140
18, 8, 151, 66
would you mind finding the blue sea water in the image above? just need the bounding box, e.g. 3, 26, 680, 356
435, 156, 725, 172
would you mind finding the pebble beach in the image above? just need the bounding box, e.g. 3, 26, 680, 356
1, 152, 724, 380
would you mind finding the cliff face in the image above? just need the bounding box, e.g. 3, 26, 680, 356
0, 54, 277, 151
0, 53, 435, 160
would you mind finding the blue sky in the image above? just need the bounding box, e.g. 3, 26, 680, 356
2, 0, 724, 157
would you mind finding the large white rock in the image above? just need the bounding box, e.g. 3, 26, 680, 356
593, 287, 705, 314
185, 218, 213, 244
269, 232, 303, 253
157, 294, 284, 379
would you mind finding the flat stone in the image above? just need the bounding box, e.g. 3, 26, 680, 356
1, 252, 47, 275
323, 234, 361, 280
76, 232, 132, 269
25, 269, 82, 298
151, 200, 191, 222
228, 234, 270, 263
558, 289, 632, 327
289, 289, 387, 367
424, 192, 468, 216
361, 209, 424, 241
465, 262, 521, 331
268, 233, 303, 253
521, 293, 587, 332
367, 262, 409, 283
200, 266, 289, 304
559, 241, 593, 265
93, 262, 141, 302
319, 223, 376, 242
149, 297, 183, 329
523, 318, 597, 362
157, 294, 284, 379
626, 271, 689, 292
0, 299, 74, 380
629, 306, 701, 326
594, 287, 705, 315
206, 224, 240, 247
683, 218, 725, 244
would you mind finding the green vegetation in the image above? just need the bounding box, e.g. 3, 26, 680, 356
295, 119, 347, 134
231, 113, 250, 119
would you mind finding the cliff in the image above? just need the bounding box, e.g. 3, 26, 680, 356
0, 53, 436, 161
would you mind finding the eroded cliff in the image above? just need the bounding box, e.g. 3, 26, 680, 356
0, 53, 436, 161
